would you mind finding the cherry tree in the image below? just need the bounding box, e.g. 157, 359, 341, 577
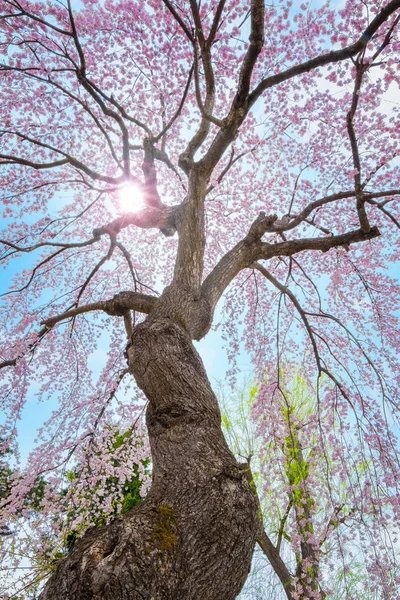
0, 0, 399, 598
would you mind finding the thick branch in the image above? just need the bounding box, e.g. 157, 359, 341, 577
0, 236, 99, 255
42, 291, 157, 328
257, 531, 294, 600
93, 205, 176, 238
201, 220, 380, 316
192, 41, 222, 127
235, 0, 265, 105
141, 138, 163, 208
200, 0, 400, 173
346, 64, 370, 232
257, 226, 380, 260
207, 0, 226, 47
172, 169, 207, 289
248, 0, 400, 107
0, 154, 69, 170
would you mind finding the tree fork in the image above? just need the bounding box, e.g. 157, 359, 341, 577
40, 315, 259, 599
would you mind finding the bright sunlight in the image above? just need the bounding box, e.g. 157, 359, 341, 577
118, 183, 145, 212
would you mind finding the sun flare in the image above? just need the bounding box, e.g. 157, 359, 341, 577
118, 184, 145, 213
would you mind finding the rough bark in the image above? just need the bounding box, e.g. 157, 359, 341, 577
40, 310, 259, 600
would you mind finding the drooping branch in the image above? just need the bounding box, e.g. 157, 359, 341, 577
252, 262, 322, 373
65, 0, 132, 177
201, 211, 380, 317
0, 130, 127, 185
0, 235, 99, 256
74, 75, 132, 177
85, 368, 131, 451
365, 196, 400, 228
305, 307, 394, 415
154, 65, 194, 143
319, 505, 355, 547
243, 463, 295, 600
269, 189, 400, 233
0, 291, 157, 370
1, 246, 67, 298
0, 319, 50, 370
276, 498, 293, 554
74, 235, 117, 307
116, 242, 139, 291
3, 70, 123, 169
0, 3, 155, 185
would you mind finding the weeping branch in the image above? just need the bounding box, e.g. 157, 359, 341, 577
243, 462, 295, 600
0, 291, 157, 370
201, 212, 380, 318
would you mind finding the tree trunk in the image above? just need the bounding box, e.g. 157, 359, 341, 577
40, 315, 259, 599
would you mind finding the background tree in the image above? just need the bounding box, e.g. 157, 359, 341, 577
221, 376, 400, 600
0, 0, 399, 598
